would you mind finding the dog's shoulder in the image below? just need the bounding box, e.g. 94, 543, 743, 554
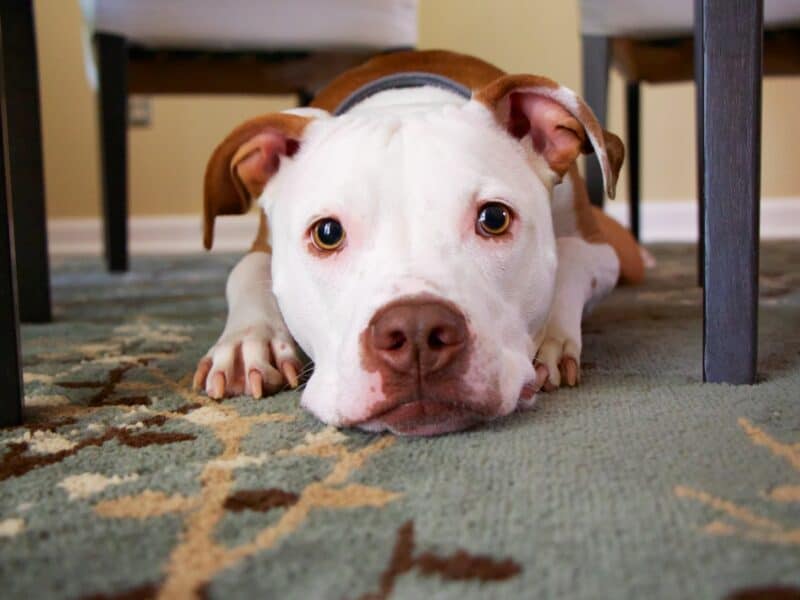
311, 50, 506, 112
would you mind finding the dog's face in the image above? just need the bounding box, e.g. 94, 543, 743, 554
205, 75, 622, 435
266, 101, 556, 434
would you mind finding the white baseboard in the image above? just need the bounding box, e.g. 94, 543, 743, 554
603, 197, 800, 242
48, 214, 257, 255
48, 198, 800, 255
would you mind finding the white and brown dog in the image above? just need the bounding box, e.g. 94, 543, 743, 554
193, 50, 644, 436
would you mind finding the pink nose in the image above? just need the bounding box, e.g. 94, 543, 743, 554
369, 300, 468, 376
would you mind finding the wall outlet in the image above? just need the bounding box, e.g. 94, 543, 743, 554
128, 96, 152, 127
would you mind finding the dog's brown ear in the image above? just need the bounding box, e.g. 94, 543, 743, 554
203, 113, 312, 249
475, 74, 624, 199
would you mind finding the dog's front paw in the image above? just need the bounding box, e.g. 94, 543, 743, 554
534, 327, 580, 392
192, 323, 302, 400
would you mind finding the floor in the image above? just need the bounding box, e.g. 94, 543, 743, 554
0, 243, 798, 599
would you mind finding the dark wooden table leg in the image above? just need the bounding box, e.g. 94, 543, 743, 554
95, 33, 129, 272
625, 81, 641, 240
582, 35, 610, 208
698, 0, 762, 384
0, 0, 51, 322
0, 57, 25, 427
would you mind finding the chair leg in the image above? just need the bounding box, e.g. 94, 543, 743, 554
297, 89, 314, 107
0, 0, 51, 322
581, 35, 610, 208
95, 33, 129, 272
0, 68, 25, 427
698, 0, 763, 384
694, 0, 705, 288
625, 82, 641, 240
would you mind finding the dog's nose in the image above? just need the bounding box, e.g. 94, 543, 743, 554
369, 300, 468, 375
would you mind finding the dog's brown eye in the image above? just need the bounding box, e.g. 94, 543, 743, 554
311, 218, 346, 251
477, 203, 512, 236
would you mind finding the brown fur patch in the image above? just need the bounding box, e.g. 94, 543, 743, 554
564, 167, 644, 285
473, 73, 560, 107
602, 129, 625, 190
359, 520, 521, 600
223, 488, 299, 513
203, 113, 311, 250
249, 211, 271, 254
311, 50, 505, 112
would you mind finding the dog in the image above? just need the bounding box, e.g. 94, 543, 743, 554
193, 50, 644, 436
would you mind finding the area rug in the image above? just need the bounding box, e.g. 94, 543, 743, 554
1, 242, 799, 600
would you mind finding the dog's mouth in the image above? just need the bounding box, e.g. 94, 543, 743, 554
357, 400, 486, 436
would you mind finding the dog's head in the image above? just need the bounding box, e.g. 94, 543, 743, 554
204, 74, 622, 435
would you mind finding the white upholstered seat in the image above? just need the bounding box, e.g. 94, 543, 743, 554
581, 0, 800, 38
82, 0, 418, 50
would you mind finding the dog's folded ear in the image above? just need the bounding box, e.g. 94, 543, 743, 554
203, 113, 312, 249
475, 74, 624, 199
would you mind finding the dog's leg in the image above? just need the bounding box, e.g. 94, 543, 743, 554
193, 251, 302, 399
535, 236, 619, 389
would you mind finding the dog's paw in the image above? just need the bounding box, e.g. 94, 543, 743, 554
534, 330, 580, 392
192, 323, 302, 400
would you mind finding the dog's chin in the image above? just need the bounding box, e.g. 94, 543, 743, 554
356, 401, 486, 436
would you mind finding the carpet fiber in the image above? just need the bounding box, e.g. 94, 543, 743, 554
1, 243, 799, 599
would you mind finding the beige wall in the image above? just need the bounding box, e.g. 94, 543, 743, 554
35, 0, 800, 218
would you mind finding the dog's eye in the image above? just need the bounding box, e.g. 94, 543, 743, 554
477, 202, 512, 236
311, 218, 346, 251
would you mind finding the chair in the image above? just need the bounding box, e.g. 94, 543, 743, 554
1, 0, 45, 426
0, 61, 24, 428
0, 1, 51, 325
82, 0, 418, 271
580, 0, 800, 384
581, 0, 800, 234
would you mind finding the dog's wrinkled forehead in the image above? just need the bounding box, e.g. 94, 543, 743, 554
262, 101, 549, 227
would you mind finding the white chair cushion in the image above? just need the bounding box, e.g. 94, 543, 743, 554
581, 0, 800, 37
83, 0, 417, 50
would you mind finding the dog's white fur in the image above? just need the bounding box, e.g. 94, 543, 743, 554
201, 86, 620, 431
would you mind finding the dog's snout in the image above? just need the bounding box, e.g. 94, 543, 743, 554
369, 300, 467, 375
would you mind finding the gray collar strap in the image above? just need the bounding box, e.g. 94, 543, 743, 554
333, 72, 472, 116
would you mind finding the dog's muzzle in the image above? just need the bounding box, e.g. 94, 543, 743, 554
358, 296, 495, 435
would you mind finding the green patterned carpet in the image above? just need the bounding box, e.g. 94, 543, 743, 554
1, 243, 799, 600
